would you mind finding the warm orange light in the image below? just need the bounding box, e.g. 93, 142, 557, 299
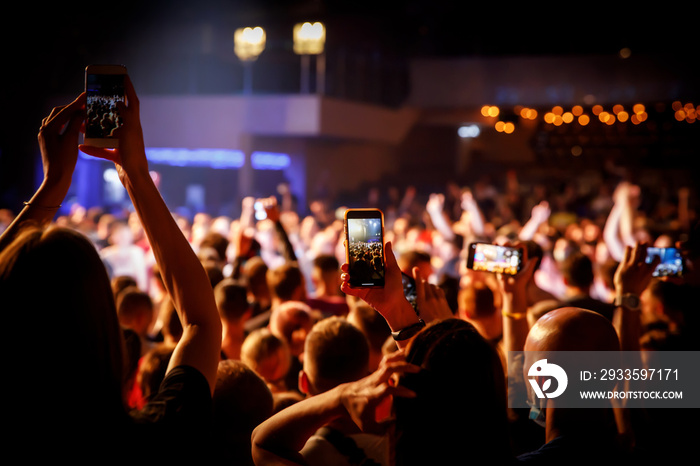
633, 103, 645, 114
562, 112, 574, 123
544, 112, 555, 124
578, 114, 590, 125
613, 104, 624, 114
592, 105, 603, 115
617, 111, 629, 122
504, 122, 515, 133
552, 105, 563, 115
572, 105, 583, 116
495, 121, 505, 132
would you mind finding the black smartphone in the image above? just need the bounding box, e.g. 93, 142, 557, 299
344, 208, 385, 288
645, 247, 685, 278
84, 64, 127, 148
466, 242, 523, 275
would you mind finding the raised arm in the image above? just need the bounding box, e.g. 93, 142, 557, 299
519, 200, 551, 241
603, 182, 637, 262
252, 351, 418, 464
80, 77, 221, 392
612, 242, 658, 352
341, 241, 424, 350
426, 193, 456, 241
0, 94, 85, 252
497, 255, 537, 356
460, 190, 486, 239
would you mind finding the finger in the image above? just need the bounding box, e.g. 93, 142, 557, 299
123, 75, 139, 112
42, 93, 86, 133
621, 245, 633, 267
412, 266, 426, 301
384, 241, 397, 267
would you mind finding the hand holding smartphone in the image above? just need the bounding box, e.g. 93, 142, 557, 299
344, 208, 385, 288
466, 242, 523, 275
84, 64, 127, 148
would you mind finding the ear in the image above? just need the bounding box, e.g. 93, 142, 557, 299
298, 369, 310, 395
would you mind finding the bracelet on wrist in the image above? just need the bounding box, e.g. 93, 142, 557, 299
24, 201, 62, 210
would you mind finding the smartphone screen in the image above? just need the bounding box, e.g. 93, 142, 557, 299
646, 247, 684, 277
344, 209, 385, 287
84, 65, 126, 147
466, 242, 523, 275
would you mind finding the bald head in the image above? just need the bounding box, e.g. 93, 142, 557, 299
525, 307, 620, 352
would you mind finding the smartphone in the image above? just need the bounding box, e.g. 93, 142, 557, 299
466, 242, 523, 275
402, 272, 418, 311
646, 247, 684, 278
254, 201, 267, 220
84, 64, 127, 148
344, 208, 385, 288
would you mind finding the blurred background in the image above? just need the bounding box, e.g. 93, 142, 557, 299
2, 0, 698, 220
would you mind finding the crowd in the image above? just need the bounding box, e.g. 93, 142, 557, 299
1, 75, 698, 464
86, 94, 123, 139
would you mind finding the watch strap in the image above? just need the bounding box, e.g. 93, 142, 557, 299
391, 319, 426, 341
615, 293, 641, 311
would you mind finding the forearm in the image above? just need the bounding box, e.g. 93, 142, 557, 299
123, 168, 221, 378
0, 177, 70, 252
252, 387, 345, 464
501, 291, 529, 354
613, 306, 641, 352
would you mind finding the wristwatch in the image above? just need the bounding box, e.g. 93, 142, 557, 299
615, 293, 641, 311
391, 319, 426, 341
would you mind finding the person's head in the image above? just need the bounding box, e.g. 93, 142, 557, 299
560, 250, 594, 293
266, 262, 306, 303
394, 318, 510, 464
116, 286, 154, 337
525, 306, 619, 354
242, 254, 268, 292
641, 278, 688, 330
268, 300, 316, 357
346, 303, 392, 371
300, 316, 370, 396
111, 275, 138, 302
457, 281, 496, 321
310, 254, 342, 296
198, 231, 229, 265
203, 262, 225, 289
524, 307, 620, 435
137, 342, 175, 402
213, 359, 274, 465
0, 226, 126, 420
158, 296, 183, 345
109, 220, 134, 247
397, 249, 433, 280
241, 327, 292, 393
214, 278, 251, 325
